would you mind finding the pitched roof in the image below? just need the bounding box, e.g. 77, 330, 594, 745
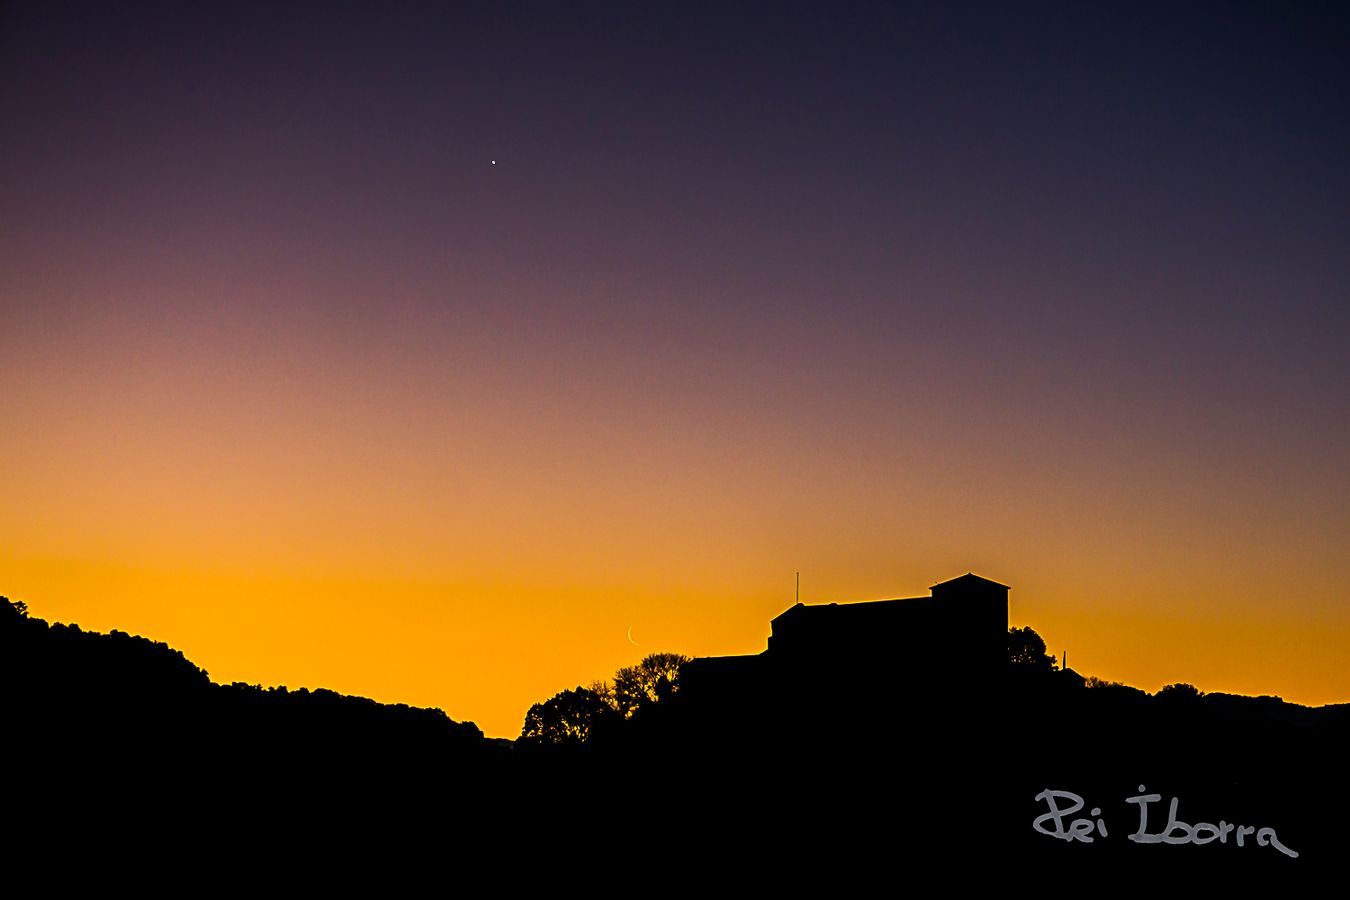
930, 572, 1009, 590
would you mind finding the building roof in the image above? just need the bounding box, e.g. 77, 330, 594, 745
770, 594, 929, 626
931, 572, 1009, 590
771, 573, 1008, 626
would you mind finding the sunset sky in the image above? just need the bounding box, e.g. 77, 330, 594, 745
2, 2, 1347, 737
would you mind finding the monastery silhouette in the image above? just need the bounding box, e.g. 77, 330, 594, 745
681, 572, 1011, 699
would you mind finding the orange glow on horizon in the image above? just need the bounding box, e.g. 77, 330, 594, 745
4, 285, 1349, 736
4, 447, 1348, 739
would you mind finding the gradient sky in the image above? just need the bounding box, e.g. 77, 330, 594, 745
3, 1, 1348, 737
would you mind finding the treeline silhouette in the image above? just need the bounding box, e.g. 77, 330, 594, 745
518, 651, 689, 747
5, 595, 1348, 881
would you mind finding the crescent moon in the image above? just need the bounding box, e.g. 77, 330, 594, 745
627, 626, 638, 646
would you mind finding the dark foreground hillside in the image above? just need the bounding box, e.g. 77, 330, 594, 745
4, 596, 1346, 884
1, 600, 501, 830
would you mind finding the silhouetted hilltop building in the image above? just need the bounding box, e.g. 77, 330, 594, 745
682, 572, 1009, 701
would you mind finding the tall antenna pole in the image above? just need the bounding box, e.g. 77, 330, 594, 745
796, 571, 800, 605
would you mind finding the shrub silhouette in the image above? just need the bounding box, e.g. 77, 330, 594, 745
520, 686, 619, 746
1155, 681, 1205, 702
521, 652, 691, 745
612, 652, 690, 717
1007, 625, 1056, 671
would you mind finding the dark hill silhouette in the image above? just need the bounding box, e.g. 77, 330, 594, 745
2, 595, 501, 851
5, 581, 1348, 884
3, 597, 483, 755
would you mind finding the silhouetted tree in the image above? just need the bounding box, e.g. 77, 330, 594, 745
1154, 682, 1204, 703
588, 678, 618, 710
4, 597, 29, 620
520, 686, 619, 746
1084, 676, 1149, 705
1007, 626, 1056, 671
613, 652, 691, 717
1085, 676, 1145, 694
